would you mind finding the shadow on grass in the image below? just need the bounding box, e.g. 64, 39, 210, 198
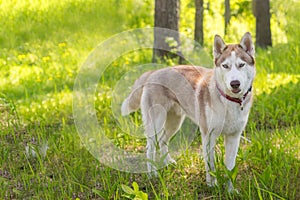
239, 127, 300, 199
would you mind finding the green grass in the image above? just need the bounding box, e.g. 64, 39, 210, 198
0, 0, 299, 199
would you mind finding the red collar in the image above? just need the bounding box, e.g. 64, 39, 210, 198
216, 83, 252, 110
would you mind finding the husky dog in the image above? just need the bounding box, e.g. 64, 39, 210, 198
121, 32, 255, 191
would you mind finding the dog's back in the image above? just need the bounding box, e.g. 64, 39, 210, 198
121, 65, 212, 118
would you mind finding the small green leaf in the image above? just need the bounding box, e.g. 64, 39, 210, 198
122, 194, 134, 199
137, 191, 148, 200
132, 181, 139, 192
230, 166, 239, 183
121, 184, 135, 195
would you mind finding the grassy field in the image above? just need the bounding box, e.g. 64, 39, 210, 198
0, 0, 299, 199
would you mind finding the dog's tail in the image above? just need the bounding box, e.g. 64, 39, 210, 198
121, 71, 152, 116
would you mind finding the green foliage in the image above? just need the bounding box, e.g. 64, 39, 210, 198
0, 0, 299, 199
121, 182, 148, 200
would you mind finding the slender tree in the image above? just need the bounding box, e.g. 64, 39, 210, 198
224, 0, 231, 35
153, 0, 181, 63
254, 0, 272, 48
195, 0, 204, 46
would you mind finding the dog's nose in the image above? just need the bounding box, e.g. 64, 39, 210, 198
230, 80, 240, 89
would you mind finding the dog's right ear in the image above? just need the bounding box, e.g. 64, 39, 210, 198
214, 35, 226, 58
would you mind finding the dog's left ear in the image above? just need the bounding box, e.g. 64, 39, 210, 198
240, 32, 255, 57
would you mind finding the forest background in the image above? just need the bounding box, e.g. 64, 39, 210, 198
0, 0, 299, 199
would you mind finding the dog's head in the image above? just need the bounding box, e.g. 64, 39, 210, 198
213, 32, 256, 97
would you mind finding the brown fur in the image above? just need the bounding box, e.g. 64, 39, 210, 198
122, 33, 256, 192
172, 65, 214, 135
173, 65, 208, 89
214, 44, 255, 67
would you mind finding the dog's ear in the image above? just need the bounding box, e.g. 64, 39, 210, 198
240, 32, 255, 57
214, 35, 226, 58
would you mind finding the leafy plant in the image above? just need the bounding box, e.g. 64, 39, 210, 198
121, 182, 148, 200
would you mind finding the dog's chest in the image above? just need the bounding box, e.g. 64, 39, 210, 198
221, 106, 249, 135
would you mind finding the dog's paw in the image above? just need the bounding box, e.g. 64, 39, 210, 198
147, 170, 158, 178
163, 154, 177, 166
206, 178, 218, 187
227, 181, 239, 194
166, 157, 177, 165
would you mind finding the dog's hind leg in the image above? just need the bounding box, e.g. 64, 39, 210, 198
142, 102, 167, 175
159, 105, 184, 165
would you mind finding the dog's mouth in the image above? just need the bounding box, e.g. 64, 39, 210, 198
231, 88, 241, 94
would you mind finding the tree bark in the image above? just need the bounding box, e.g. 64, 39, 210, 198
153, 0, 181, 63
224, 0, 231, 35
194, 0, 204, 46
255, 0, 272, 48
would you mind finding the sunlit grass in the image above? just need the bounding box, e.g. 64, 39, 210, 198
18, 90, 73, 124
0, 0, 299, 199
254, 73, 300, 95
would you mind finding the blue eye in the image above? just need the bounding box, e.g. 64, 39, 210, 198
222, 64, 229, 69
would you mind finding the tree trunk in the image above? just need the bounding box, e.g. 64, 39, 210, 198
255, 0, 272, 48
224, 0, 231, 35
195, 0, 204, 46
153, 0, 181, 63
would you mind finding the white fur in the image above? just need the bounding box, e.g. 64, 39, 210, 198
121, 32, 255, 192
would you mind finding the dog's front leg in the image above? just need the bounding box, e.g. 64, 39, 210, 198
224, 134, 241, 192
201, 131, 218, 186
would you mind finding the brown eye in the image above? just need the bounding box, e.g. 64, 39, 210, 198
222, 64, 229, 69
239, 63, 245, 68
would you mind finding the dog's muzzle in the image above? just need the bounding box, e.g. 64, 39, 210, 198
230, 80, 241, 93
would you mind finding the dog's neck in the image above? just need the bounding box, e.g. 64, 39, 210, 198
216, 83, 252, 111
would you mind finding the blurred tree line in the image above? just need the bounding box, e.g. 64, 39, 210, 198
153, 0, 272, 63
